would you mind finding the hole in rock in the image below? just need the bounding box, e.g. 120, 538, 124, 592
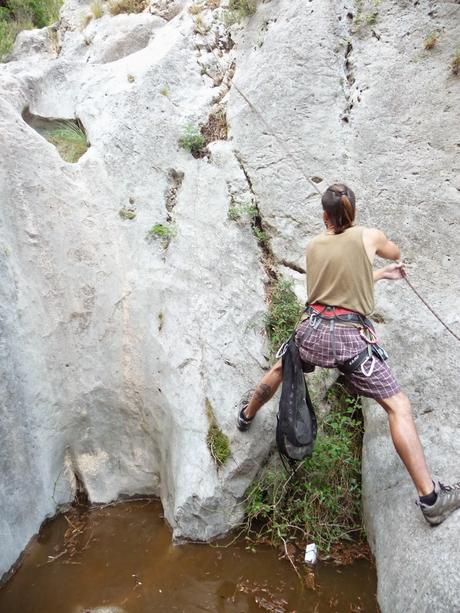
23, 108, 90, 163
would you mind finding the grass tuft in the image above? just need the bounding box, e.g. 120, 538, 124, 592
90, 0, 104, 18
47, 119, 89, 163
205, 398, 231, 467
424, 31, 438, 51
245, 388, 364, 553
451, 49, 460, 76
265, 278, 303, 358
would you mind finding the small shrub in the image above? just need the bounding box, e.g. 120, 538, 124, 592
47, 119, 89, 163
205, 399, 231, 467
451, 49, 460, 76
178, 123, 205, 156
245, 390, 364, 553
424, 31, 438, 51
265, 278, 303, 358
127, 73, 135, 82
160, 85, 169, 96
90, 0, 104, 18
108, 0, 145, 15
147, 222, 176, 248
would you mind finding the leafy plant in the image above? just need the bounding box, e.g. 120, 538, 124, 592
228, 201, 258, 221
205, 399, 231, 467
46, 119, 89, 163
178, 123, 205, 156
108, 0, 145, 15
265, 278, 303, 358
245, 390, 364, 553
147, 222, 176, 248
253, 227, 268, 244
160, 85, 169, 96
424, 31, 438, 51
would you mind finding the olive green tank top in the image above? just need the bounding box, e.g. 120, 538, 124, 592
306, 226, 374, 315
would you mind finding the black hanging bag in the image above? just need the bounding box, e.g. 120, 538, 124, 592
276, 337, 317, 463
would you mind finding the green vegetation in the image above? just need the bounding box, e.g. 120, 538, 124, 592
178, 123, 205, 156
265, 278, 303, 358
223, 0, 256, 25
46, 120, 89, 163
451, 49, 460, 76
253, 227, 268, 244
228, 201, 258, 221
147, 222, 176, 248
0, 0, 62, 59
245, 389, 364, 553
108, 0, 145, 16
160, 85, 170, 97
205, 399, 231, 467
353, 0, 379, 30
424, 31, 438, 51
90, 0, 104, 18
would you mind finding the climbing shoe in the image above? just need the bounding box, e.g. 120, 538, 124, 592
236, 389, 255, 432
418, 480, 460, 526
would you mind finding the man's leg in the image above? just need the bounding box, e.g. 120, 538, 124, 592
377, 391, 433, 496
243, 360, 283, 420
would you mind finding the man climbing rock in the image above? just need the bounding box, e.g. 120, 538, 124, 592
237, 183, 460, 526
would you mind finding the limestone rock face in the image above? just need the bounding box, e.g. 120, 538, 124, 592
1, 1, 459, 610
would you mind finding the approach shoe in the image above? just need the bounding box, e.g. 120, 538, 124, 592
236, 389, 255, 432
419, 480, 460, 526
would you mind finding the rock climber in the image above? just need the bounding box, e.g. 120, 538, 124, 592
236, 183, 460, 526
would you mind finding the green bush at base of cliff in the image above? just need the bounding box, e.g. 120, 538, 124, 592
245, 387, 364, 553
0, 0, 62, 59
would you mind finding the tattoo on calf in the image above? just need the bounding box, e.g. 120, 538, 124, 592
254, 383, 273, 403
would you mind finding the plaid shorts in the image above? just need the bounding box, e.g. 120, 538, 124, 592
294, 318, 400, 400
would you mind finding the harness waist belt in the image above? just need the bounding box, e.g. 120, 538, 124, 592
309, 303, 360, 317
306, 304, 366, 325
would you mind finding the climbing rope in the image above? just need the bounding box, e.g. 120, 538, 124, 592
208, 44, 460, 343
400, 270, 460, 343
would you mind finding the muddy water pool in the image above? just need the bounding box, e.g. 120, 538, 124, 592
0, 500, 377, 612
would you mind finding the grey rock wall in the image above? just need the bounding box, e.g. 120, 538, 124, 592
1, 1, 459, 610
